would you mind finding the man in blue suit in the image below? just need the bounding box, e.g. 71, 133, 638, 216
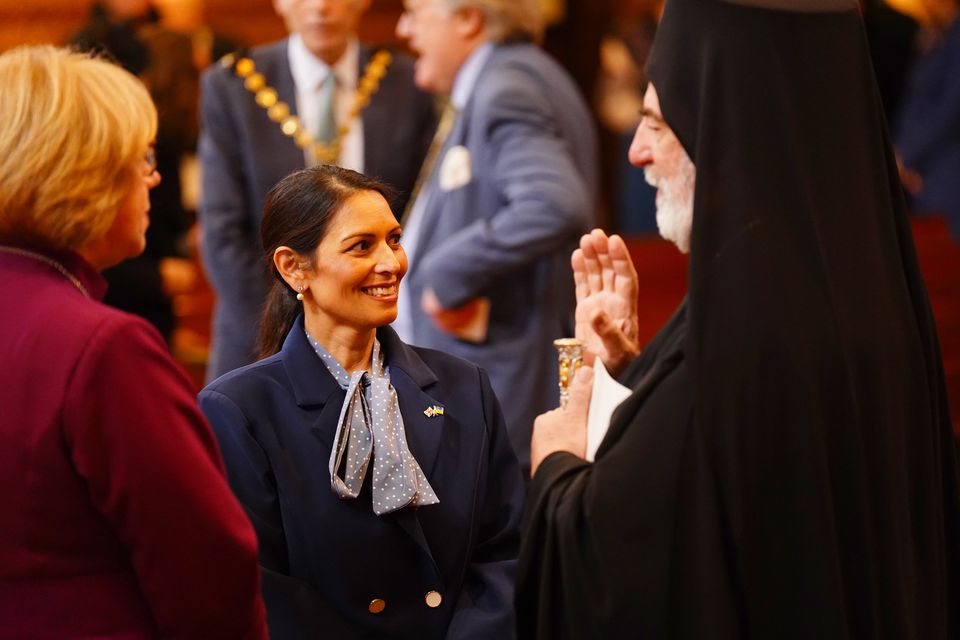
394, 0, 598, 475
199, 0, 437, 380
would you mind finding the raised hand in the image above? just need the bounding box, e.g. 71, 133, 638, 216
572, 229, 640, 377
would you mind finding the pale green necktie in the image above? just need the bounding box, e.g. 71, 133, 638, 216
316, 71, 338, 148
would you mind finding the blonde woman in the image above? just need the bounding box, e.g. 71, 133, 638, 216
0, 46, 266, 638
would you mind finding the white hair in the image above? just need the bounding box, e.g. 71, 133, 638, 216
442, 0, 544, 43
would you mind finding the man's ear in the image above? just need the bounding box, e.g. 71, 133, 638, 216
453, 5, 485, 39
274, 246, 308, 290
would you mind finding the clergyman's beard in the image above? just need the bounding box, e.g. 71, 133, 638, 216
645, 154, 696, 254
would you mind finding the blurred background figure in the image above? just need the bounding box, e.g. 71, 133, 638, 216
594, 0, 662, 234
69, 0, 214, 344
0, 45, 266, 639
540, 0, 616, 231
199, 0, 436, 381
394, 0, 598, 475
541, 0, 612, 106
69, 0, 155, 74
861, 0, 919, 120
894, 0, 960, 241
153, 0, 238, 68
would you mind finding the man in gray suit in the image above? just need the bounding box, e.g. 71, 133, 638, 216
394, 0, 598, 475
199, 0, 436, 380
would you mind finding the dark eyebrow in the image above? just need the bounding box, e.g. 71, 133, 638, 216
340, 226, 403, 243
340, 233, 373, 244
638, 107, 665, 124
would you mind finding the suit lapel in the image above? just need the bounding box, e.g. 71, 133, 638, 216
358, 45, 384, 176
408, 109, 470, 278
390, 507, 442, 580
376, 327, 444, 572
391, 371, 445, 479
279, 315, 343, 450
258, 41, 308, 172
378, 326, 444, 478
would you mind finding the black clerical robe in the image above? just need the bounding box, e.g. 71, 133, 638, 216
518, 1, 960, 638
516, 301, 739, 639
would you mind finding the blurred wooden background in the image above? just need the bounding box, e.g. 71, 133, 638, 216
0, 0, 405, 52
1, 0, 956, 436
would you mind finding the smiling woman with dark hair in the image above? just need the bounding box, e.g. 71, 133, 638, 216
199, 165, 524, 640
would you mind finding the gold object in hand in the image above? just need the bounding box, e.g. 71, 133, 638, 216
553, 338, 584, 410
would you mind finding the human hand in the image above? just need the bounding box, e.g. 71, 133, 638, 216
530, 365, 594, 476
421, 288, 484, 333
896, 151, 923, 195
572, 229, 640, 377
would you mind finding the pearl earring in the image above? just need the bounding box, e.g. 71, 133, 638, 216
296, 284, 305, 301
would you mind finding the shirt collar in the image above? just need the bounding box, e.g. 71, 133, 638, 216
287, 34, 359, 91
450, 42, 494, 110
279, 317, 438, 407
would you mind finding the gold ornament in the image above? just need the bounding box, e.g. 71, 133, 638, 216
255, 88, 278, 108
553, 338, 584, 410
423, 405, 445, 418
281, 116, 301, 136
244, 73, 265, 91
267, 102, 290, 122
229, 50, 393, 165
235, 57, 254, 78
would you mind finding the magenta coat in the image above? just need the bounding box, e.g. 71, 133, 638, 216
0, 248, 267, 639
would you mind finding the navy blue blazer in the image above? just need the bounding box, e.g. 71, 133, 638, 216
199, 40, 437, 380
199, 318, 524, 639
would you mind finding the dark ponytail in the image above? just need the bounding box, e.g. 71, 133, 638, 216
257, 165, 397, 358
258, 280, 302, 359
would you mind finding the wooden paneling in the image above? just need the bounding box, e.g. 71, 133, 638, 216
0, 0, 406, 52
0, 3, 89, 51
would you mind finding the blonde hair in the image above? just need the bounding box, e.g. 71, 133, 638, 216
446, 0, 543, 43
0, 45, 157, 251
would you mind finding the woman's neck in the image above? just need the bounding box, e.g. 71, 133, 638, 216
304, 313, 376, 374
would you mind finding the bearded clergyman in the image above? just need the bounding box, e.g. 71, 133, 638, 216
516, 0, 960, 637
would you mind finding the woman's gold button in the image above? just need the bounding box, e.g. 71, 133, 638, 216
368, 598, 386, 614
424, 591, 442, 608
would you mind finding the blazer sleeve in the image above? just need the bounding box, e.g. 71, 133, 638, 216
197, 68, 269, 325
62, 316, 267, 639
446, 367, 525, 640
198, 387, 358, 638
419, 66, 592, 308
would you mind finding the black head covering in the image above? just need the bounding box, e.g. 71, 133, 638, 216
646, 0, 960, 635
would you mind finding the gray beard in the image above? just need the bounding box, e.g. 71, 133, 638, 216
645, 154, 696, 254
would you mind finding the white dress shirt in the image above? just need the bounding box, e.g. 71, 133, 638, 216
287, 34, 364, 172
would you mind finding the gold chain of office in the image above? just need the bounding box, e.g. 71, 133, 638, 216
221, 50, 393, 164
